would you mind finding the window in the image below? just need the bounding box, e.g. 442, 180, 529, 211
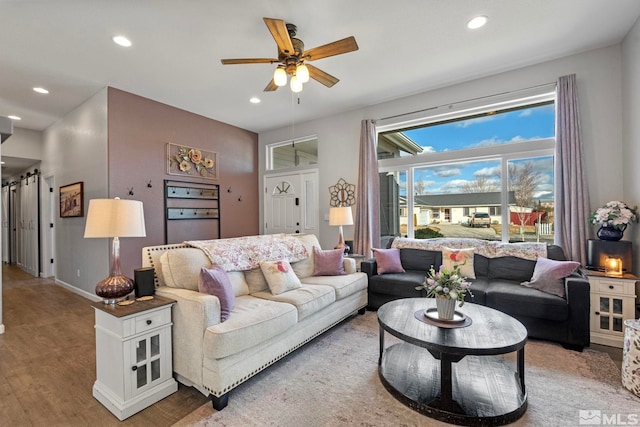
267, 136, 318, 170
377, 90, 556, 242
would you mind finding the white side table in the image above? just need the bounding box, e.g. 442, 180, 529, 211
586, 271, 638, 348
92, 295, 178, 420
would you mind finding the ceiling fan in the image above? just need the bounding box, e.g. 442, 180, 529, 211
221, 17, 359, 93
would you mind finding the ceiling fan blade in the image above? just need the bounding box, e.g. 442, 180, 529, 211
307, 64, 339, 88
221, 58, 278, 65
264, 79, 280, 92
303, 36, 358, 61
263, 17, 295, 55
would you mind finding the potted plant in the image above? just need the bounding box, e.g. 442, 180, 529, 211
416, 263, 473, 320
589, 201, 638, 241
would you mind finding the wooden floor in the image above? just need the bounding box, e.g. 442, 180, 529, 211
0, 264, 208, 427
0, 265, 623, 426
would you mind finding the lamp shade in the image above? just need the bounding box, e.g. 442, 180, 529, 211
84, 198, 146, 238
329, 206, 353, 226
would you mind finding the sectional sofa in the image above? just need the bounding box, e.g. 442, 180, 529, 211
142, 233, 367, 410
362, 237, 590, 350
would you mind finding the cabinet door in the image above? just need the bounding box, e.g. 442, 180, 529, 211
592, 294, 625, 334
125, 327, 172, 398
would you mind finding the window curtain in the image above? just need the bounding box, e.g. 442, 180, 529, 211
354, 119, 380, 258
555, 74, 591, 264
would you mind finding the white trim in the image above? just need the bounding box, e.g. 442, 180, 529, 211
55, 278, 102, 302
0, 324, 4, 334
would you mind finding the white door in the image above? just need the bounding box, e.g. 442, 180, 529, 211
264, 171, 318, 235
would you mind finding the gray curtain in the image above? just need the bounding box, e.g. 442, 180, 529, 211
354, 119, 380, 258
555, 74, 591, 263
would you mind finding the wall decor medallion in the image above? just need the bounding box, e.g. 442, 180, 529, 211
329, 178, 356, 207
60, 181, 84, 218
167, 143, 218, 180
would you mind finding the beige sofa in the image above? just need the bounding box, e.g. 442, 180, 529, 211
142, 234, 367, 410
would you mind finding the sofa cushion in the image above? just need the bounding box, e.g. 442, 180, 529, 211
302, 272, 367, 300
313, 247, 346, 276
198, 267, 235, 322
485, 280, 569, 321
521, 257, 580, 298
160, 248, 212, 291
260, 259, 302, 295
203, 295, 297, 359
252, 284, 335, 321
488, 256, 536, 282
290, 234, 321, 279
373, 248, 405, 274
245, 268, 269, 293
399, 248, 439, 272
368, 270, 426, 298
442, 247, 476, 279
473, 255, 489, 278
466, 277, 490, 305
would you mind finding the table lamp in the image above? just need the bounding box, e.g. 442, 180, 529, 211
329, 206, 353, 250
84, 197, 146, 303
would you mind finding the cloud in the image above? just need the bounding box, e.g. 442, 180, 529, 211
455, 115, 500, 128
474, 166, 500, 177
518, 109, 533, 117
432, 167, 461, 178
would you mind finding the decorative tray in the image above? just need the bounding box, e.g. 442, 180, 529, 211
424, 308, 467, 324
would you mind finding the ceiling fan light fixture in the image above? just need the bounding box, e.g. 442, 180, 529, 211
274, 67, 287, 86
290, 75, 303, 93
296, 63, 309, 83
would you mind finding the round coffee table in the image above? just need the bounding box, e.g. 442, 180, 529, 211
377, 298, 528, 426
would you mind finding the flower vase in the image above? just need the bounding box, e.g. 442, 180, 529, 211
435, 297, 456, 320
597, 224, 626, 241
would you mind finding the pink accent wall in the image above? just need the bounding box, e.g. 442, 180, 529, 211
107, 88, 259, 277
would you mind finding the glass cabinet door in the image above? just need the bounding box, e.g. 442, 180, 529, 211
597, 296, 625, 334
130, 331, 166, 396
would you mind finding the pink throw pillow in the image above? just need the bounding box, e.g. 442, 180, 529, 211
198, 267, 235, 322
372, 247, 405, 275
521, 257, 580, 298
313, 247, 346, 276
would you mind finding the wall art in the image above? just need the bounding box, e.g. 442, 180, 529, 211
167, 143, 218, 180
60, 181, 84, 218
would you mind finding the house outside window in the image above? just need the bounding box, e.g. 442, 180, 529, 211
377, 88, 556, 243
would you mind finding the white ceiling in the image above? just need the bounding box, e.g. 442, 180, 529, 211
1, 0, 640, 137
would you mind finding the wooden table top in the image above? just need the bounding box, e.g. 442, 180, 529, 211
377, 298, 527, 356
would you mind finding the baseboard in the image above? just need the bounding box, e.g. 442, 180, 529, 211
55, 278, 102, 302
0, 324, 5, 334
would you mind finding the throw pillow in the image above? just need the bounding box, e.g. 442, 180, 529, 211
313, 247, 346, 276
260, 259, 302, 295
372, 248, 405, 275
198, 267, 235, 322
442, 247, 476, 279
521, 257, 580, 298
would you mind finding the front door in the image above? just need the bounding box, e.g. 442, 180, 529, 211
264, 171, 318, 235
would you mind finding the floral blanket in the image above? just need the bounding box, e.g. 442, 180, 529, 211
391, 237, 547, 260
186, 234, 309, 272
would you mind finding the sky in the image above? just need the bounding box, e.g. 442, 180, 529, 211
398, 104, 555, 201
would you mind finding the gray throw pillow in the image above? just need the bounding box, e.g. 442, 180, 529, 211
521, 257, 580, 298
198, 266, 235, 322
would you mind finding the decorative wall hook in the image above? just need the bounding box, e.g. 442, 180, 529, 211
147, 180, 153, 188
128, 187, 134, 196
238, 195, 243, 202
227, 187, 232, 193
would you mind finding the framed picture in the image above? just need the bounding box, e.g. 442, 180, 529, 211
167, 143, 218, 180
60, 182, 84, 218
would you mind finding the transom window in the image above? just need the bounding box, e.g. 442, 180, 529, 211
267, 136, 318, 170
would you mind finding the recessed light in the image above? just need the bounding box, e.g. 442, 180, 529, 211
33, 87, 49, 94
467, 15, 488, 30
112, 35, 132, 47
8, 115, 21, 120
249, 97, 261, 104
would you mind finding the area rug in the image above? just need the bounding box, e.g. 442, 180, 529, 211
173, 311, 640, 426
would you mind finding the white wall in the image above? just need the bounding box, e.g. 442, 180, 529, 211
1, 127, 43, 160
260, 44, 625, 250
622, 17, 640, 272
40, 88, 109, 299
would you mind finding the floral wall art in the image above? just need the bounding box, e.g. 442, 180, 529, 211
167, 142, 218, 180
